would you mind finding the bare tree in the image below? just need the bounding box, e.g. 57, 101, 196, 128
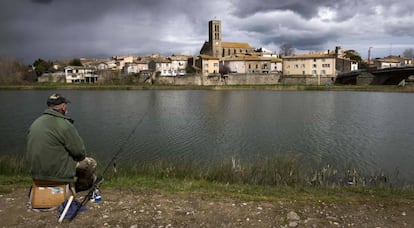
279, 44, 295, 57
0, 57, 34, 84
403, 48, 413, 58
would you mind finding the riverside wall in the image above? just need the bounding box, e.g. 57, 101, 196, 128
279, 76, 335, 85
155, 73, 281, 86
154, 74, 339, 86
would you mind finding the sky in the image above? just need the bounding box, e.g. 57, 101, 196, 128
0, 0, 413, 64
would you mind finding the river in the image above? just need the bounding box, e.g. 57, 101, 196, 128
1, 90, 414, 183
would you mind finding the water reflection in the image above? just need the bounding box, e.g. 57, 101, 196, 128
1, 90, 414, 183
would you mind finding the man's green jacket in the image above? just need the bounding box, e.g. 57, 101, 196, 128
26, 108, 86, 183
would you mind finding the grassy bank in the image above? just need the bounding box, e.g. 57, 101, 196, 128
2, 155, 413, 202
1, 83, 414, 92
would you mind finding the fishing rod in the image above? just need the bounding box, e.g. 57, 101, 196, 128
67, 110, 148, 221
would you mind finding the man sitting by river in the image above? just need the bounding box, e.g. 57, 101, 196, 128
26, 93, 96, 209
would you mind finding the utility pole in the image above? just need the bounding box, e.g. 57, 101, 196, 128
368, 47, 373, 73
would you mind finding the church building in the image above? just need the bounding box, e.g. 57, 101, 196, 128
200, 20, 255, 58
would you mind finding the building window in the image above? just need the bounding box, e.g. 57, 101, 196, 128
321, 70, 326, 75
214, 63, 218, 67
294, 64, 299, 69
312, 70, 317, 75
249, 64, 251, 69
313, 58, 317, 62
313, 64, 317, 68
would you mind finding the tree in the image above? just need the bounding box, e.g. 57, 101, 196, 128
343, 50, 362, 62
69, 58, 83, 66
32, 58, 53, 76
403, 48, 413, 59
279, 44, 295, 57
0, 57, 35, 84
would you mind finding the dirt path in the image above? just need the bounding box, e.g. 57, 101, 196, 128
1, 188, 414, 227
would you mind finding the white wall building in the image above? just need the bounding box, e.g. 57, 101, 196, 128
169, 55, 188, 76
149, 58, 173, 76
64, 66, 98, 83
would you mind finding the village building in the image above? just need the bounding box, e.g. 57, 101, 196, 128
97, 62, 109, 70
336, 57, 359, 73
282, 47, 358, 79
64, 66, 98, 83
270, 58, 283, 73
282, 53, 337, 78
149, 57, 173, 76
168, 55, 189, 76
221, 54, 277, 74
122, 63, 139, 74
136, 59, 150, 72
113, 55, 136, 70
374, 56, 413, 69
195, 55, 220, 76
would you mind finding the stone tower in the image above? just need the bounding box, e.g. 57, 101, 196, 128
208, 20, 222, 58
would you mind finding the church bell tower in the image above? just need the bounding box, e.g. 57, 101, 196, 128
209, 20, 222, 58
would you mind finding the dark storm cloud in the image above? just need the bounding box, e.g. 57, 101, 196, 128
0, 0, 217, 63
32, 0, 53, 4
229, 0, 414, 55
0, 0, 413, 62
231, 0, 347, 20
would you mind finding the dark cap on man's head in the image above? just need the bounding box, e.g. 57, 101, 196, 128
46, 93, 71, 106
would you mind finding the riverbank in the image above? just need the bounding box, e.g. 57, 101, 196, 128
1, 175, 414, 227
1, 83, 414, 92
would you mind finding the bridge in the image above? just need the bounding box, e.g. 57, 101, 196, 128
336, 66, 414, 85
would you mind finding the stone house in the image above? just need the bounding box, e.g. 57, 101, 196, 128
282, 53, 337, 77
195, 55, 220, 76
336, 57, 359, 73
221, 54, 274, 74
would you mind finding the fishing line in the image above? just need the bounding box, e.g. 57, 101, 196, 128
69, 109, 148, 221
101, 109, 148, 175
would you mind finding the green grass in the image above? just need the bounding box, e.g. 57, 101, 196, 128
1, 154, 413, 203
0, 155, 27, 175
